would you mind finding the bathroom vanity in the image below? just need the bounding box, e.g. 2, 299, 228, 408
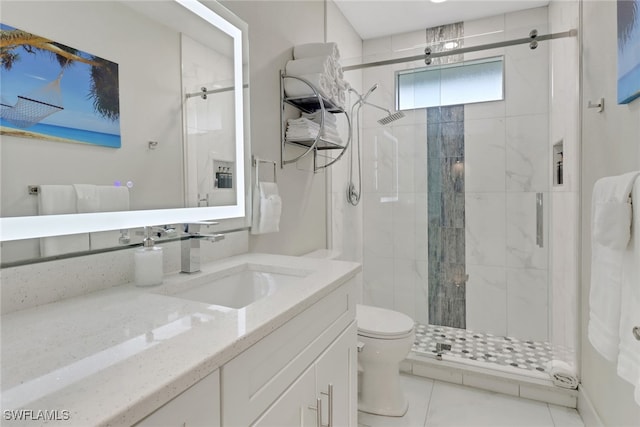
0, 254, 360, 426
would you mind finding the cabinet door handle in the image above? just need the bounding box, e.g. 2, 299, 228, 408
308, 397, 322, 427
320, 384, 333, 427
536, 192, 544, 248
328, 383, 333, 427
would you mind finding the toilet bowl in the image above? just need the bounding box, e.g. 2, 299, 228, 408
356, 304, 415, 417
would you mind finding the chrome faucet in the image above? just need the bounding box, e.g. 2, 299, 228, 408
181, 222, 225, 274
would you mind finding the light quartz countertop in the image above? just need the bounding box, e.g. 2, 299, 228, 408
0, 253, 361, 427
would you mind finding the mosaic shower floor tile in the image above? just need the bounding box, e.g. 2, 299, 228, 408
412, 323, 574, 374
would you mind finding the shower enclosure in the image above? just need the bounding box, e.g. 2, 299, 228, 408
341, 2, 580, 378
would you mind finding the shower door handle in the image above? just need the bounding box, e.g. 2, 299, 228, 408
536, 193, 544, 248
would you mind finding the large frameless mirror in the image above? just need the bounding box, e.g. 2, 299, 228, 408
0, 0, 250, 264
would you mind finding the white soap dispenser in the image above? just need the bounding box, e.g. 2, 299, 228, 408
134, 227, 163, 287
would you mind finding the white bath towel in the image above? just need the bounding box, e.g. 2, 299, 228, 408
617, 177, 640, 405
547, 360, 579, 389
588, 171, 640, 361
293, 42, 340, 60
37, 185, 90, 257
73, 184, 99, 213
284, 72, 334, 100
286, 56, 337, 80
251, 182, 281, 235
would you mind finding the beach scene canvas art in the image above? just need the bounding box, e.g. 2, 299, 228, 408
0, 23, 121, 147
618, 0, 640, 104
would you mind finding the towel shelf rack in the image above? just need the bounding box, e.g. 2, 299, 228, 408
280, 71, 351, 172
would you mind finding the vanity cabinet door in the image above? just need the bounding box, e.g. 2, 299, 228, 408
252, 364, 317, 427
251, 322, 357, 427
315, 322, 357, 427
134, 370, 220, 427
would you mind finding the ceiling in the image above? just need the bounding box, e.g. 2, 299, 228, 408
333, 0, 550, 40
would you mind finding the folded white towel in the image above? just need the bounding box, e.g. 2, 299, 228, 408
617, 177, 640, 405
251, 182, 282, 235
588, 171, 640, 361
547, 360, 579, 389
286, 118, 342, 144
293, 42, 340, 60
302, 111, 338, 125
73, 184, 99, 213
286, 56, 336, 80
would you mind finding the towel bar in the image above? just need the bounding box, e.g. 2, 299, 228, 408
252, 155, 277, 183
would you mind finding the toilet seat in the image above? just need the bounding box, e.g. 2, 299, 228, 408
356, 304, 415, 340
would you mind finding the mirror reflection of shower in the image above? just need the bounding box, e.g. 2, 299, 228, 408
346, 84, 405, 206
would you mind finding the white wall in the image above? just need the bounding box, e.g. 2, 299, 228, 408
580, 0, 640, 425
221, 0, 328, 256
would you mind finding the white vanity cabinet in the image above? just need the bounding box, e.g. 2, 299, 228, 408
222, 278, 357, 426
134, 370, 220, 427
254, 323, 357, 427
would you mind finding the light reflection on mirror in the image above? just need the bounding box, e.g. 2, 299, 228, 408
0, 0, 249, 264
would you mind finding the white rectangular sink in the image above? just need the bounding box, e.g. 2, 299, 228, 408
165, 264, 310, 309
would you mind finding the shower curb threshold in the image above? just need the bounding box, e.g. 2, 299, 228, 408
403, 352, 578, 408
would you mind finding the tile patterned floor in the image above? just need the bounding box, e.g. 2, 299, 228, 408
412, 323, 575, 374
358, 374, 584, 427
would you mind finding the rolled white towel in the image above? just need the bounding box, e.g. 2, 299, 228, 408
284, 73, 333, 99
293, 42, 340, 60
547, 360, 578, 389
286, 56, 336, 80
336, 77, 350, 92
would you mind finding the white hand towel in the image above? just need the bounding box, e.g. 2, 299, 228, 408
73, 184, 99, 213
293, 42, 340, 60
37, 185, 90, 257
588, 171, 640, 361
617, 177, 640, 405
547, 360, 579, 389
251, 182, 281, 235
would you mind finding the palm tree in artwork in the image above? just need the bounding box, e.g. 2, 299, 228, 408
0, 27, 119, 123
618, 0, 639, 51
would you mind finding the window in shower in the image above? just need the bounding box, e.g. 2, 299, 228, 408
395, 56, 504, 110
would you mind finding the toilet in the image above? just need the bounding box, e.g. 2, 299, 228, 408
356, 304, 415, 417
301, 250, 415, 416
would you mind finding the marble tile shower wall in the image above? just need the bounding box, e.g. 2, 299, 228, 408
360, 7, 551, 341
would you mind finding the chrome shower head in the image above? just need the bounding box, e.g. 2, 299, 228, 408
377, 110, 405, 125
362, 84, 378, 101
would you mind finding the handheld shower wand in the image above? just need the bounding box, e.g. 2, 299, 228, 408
346, 84, 405, 206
